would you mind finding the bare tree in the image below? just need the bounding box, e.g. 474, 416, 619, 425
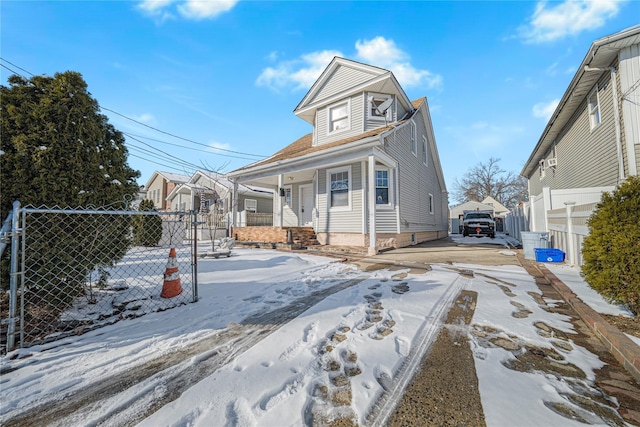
452, 157, 528, 209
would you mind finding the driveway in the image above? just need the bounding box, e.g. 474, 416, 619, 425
354, 235, 520, 271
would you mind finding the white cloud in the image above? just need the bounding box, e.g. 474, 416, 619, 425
518, 0, 625, 43
209, 141, 231, 151
132, 113, 157, 125
532, 99, 560, 120
256, 36, 442, 92
137, 0, 238, 20
355, 37, 443, 89
178, 0, 238, 20
256, 50, 343, 91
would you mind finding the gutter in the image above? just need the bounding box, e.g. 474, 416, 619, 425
521, 25, 640, 178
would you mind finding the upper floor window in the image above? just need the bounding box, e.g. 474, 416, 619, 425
328, 166, 351, 210
368, 93, 392, 121
588, 87, 601, 129
422, 135, 428, 165
410, 121, 417, 156
328, 100, 350, 134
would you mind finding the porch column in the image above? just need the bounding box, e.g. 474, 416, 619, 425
368, 155, 377, 255
231, 180, 238, 236
278, 174, 284, 227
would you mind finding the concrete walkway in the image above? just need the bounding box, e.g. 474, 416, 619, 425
349, 236, 640, 424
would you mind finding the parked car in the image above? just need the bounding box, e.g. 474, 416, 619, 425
462, 210, 496, 238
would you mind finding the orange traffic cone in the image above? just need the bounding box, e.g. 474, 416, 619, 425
161, 247, 183, 298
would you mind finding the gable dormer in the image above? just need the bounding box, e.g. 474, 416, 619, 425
294, 57, 414, 146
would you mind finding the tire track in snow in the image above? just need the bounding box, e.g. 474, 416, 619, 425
3, 278, 364, 427
367, 271, 469, 427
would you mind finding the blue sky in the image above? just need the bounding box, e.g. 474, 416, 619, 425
1, 0, 638, 203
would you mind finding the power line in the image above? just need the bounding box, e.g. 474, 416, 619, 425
102, 106, 266, 159
1, 57, 269, 162
0, 58, 35, 77
126, 134, 212, 172
122, 132, 261, 162
0, 63, 25, 77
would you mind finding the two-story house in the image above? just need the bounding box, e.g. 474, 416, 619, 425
227, 57, 449, 254
145, 171, 190, 211
521, 25, 640, 265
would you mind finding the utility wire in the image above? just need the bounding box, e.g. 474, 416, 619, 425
122, 132, 261, 162
0, 58, 35, 76
1, 57, 269, 162
102, 107, 266, 159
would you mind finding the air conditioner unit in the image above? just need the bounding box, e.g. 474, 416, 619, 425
547, 158, 557, 168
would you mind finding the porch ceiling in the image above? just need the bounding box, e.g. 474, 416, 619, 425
240, 169, 317, 188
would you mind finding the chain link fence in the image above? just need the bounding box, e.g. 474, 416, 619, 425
1, 203, 198, 352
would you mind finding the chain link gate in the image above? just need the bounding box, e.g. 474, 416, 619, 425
1, 202, 199, 353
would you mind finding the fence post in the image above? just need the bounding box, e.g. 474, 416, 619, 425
7, 201, 21, 352
192, 211, 198, 302
564, 201, 576, 266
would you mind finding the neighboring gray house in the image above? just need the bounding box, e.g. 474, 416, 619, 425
166, 170, 273, 215
145, 171, 190, 211
521, 25, 640, 265
227, 57, 449, 254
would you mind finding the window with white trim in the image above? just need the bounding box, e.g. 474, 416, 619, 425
328, 100, 350, 134
588, 87, 601, 129
375, 169, 391, 206
368, 93, 392, 121
244, 199, 257, 213
327, 166, 351, 209
284, 186, 292, 206
422, 135, 428, 165
410, 121, 417, 156
428, 193, 434, 214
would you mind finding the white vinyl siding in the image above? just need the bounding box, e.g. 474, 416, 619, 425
317, 163, 363, 233
620, 43, 640, 176
309, 65, 379, 104
382, 112, 447, 232
532, 72, 619, 192
316, 93, 364, 145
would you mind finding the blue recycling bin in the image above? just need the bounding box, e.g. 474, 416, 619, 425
534, 248, 565, 263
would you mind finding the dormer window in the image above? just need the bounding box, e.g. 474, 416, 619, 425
368, 93, 392, 121
328, 100, 350, 134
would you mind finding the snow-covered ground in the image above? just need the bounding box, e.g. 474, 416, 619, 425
0, 239, 634, 426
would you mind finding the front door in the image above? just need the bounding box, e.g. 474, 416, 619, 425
299, 184, 313, 226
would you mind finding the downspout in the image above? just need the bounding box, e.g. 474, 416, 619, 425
584, 66, 625, 183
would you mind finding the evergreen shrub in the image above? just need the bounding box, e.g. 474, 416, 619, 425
133, 199, 162, 246
582, 176, 640, 316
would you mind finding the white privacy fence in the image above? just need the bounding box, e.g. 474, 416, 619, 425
546, 202, 597, 267
503, 203, 530, 241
